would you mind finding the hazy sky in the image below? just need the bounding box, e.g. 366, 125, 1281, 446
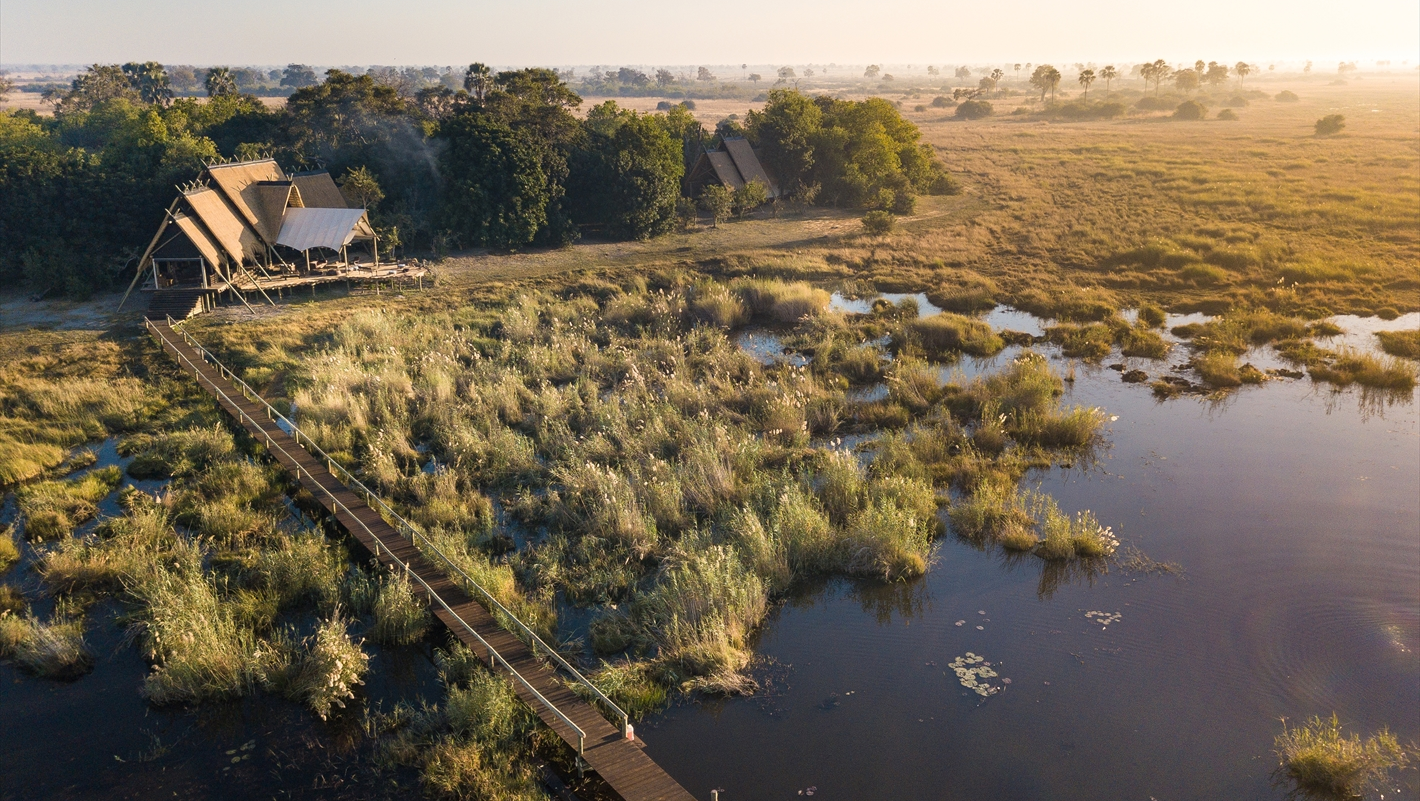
3, 0, 1416, 67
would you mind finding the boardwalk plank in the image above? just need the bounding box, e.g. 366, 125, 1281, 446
147, 320, 697, 801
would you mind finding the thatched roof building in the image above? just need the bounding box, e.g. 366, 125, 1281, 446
688, 138, 781, 199
123, 159, 376, 309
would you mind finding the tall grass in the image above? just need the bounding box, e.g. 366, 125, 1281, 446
370, 569, 431, 646
17, 465, 123, 541
905, 313, 1005, 357
732, 278, 830, 323
1375, 330, 1420, 360
270, 615, 368, 720
133, 570, 266, 705
1274, 714, 1412, 799
0, 525, 18, 572
0, 612, 94, 679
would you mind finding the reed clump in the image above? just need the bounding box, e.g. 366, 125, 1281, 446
369, 569, 432, 646
0, 610, 94, 679
904, 313, 1005, 358
1274, 714, 1413, 800
17, 465, 123, 541
1375, 329, 1420, 360
733, 278, 831, 323
0, 525, 18, 571
1307, 348, 1417, 392
269, 615, 368, 720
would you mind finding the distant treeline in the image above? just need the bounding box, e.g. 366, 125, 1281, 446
0, 64, 955, 297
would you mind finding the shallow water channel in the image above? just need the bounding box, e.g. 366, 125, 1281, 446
639, 305, 1420, 799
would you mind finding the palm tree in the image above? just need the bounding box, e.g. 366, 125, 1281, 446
1078, 69, 1096, 101
1100, 65, 1118, 94
991, 68, 1004, 95
1234, 62, 1252, 85
1030, 64, 1062, 102
1013, 63, 1022, 82
122, 61, 172, 106
1149, 59, 1171, 95
204, 67, 237, 97
464, 62, 494, 101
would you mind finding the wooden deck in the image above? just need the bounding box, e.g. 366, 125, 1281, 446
146, 319, 697, 801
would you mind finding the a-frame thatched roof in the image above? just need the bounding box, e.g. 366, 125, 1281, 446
688, 138, 781, 199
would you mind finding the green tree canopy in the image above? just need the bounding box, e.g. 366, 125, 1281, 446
437, 113, 549, 248
566, 102, 683, 239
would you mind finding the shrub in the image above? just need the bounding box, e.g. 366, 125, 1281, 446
861, 210, 895, 235
1216, 109, 1238, 121
1314, 114, 1346, 136
1135, 96, 1173, 111
1275, 90, 1299, 102
1223, 95, 1250, 107
907, 314, 1005, 357
930, 96, 953, 108
955, 100, 994, 120
1376, 330, 1420, 360
1274, 714, 1411, 799
1173, 101, 1208, 120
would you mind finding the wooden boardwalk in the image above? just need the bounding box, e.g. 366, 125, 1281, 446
146, 318, 697, 801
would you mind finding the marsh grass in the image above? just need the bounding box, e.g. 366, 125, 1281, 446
904, 313, 1005, 358
0, 525, 18, 571
1303, 348, 1417, 392
1375, 330, 1420, 360
135, 569, 267, 705
370, 569, 431, 646
0, 611, 94, 679
378, 655, 547, 801
733, 278, 830, 323
125, 426, 235, 479
582, 659, 669, 720
950, 485, 1116, 562
1274, 714, 1413, 800
17, 465, 123, 541
269, 615, 368, 720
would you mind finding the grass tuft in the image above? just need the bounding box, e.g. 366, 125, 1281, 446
0, 611, 94, 679
1375, 330, 1420, 360
1274, 714, 1412, 800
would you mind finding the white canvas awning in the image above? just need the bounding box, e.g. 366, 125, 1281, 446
276, 207, 372, 252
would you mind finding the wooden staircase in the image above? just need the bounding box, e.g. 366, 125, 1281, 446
146, 288, 208, 320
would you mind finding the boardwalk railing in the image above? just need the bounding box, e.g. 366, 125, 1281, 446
147, 316, 630, 749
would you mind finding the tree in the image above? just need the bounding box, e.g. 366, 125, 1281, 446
205, 67, 237, 97
1030, 64, 1061, 101
47, 64, 140, 113
990, 69, 1004, 93
954, 66, 971, 82
464, 63, 494, 100
927, 66, 940, 76
0, 72, 12, 102
281, 64, 318, 89
1173, 69, 1200, 94
1014, 63, 1022, 81
745, 88, 823, 194
655, 69, 675, 87
1078, 69, 1096, 100
1100, 65, 1118, 93
748, 73, 762, 83
414, 85, 456, 120
438, 113, 549, 247
617, 67, 650, 87
1194, 59, 1206, 76
699, 184, 734, 227
122, 62, 172, 106
1143, 59, 1172, 95
1234, 62, 1252, 85
734, 180, 769, 217
567, 102, 683, 239
697, 66, 716, 82
1314, 114, 1345, 136
778, 66, 796, 81
339, 165, 384, 209
1205, 61, 1229, 87
864, 65, 881, 78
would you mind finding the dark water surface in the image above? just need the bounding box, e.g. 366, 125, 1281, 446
642, 312, 1420, 800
